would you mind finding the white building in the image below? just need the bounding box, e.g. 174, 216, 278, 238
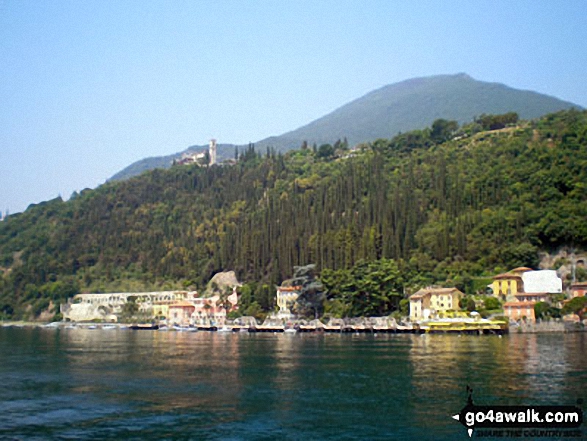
61, 291, 195, 321
276, 286, 301, 319
522, 270, 562, 294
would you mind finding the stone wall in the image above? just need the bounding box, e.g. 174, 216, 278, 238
514, 319, 585, 333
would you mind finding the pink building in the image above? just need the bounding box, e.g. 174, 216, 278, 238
192, 293, 238, 326
168, 301, 196, 326
503, 301, 536, 321
163, 288, 239, 326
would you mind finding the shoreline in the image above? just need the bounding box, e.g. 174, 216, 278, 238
1, 320, 584, 334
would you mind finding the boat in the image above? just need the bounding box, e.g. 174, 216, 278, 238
129, 324, 159, 330
284, 328, 297, 334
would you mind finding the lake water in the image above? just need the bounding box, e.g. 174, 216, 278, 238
0, 327, 585, 440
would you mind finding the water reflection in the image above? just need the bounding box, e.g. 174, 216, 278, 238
408, 333, 586, 407
58, 329, 246, 418
1, 328, 585, 440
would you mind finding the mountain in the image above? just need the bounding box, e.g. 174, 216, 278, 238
1, 109, 587, 319
109, 73, 581, 181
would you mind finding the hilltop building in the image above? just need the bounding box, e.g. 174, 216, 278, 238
409, 287, 463, 321
174, 139, 217, 167
176, 151, 207, 166
209, 139, 217, 165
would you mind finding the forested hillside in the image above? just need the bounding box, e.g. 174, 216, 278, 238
1, 110, 586, 319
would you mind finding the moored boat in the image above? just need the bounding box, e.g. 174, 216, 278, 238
130, 324, 159, 330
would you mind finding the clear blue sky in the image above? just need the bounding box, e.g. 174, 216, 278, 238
1, 0, 586, 214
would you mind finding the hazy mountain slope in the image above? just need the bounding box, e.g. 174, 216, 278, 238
109, 73, 580, 181
254, 73, 580, 150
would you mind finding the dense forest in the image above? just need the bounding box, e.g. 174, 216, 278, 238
1, 109, 586, 319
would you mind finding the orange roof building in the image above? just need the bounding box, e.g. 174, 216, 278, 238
570, 282, 587, 298
168, 301, 196, 326
503, 301, 535, 321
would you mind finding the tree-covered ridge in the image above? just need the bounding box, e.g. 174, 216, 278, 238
1, 109, 586, 319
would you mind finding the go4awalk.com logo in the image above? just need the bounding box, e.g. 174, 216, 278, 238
452, 387, 584, 438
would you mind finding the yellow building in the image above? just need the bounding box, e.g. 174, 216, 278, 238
409, 287, 463, 321
152, 304, 169, 320
490, 267, 532, 300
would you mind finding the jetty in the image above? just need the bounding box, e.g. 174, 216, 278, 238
421, 319, 508, 335
35, 315, 508, 335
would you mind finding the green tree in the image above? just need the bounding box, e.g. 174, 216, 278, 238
431, 119, 458, 144
475, 112, 519, 130
292, 264, 326, 318
534, 301, 549, 320
316, 144, 335, 159
459, 296, 477, 312
561, 296, 587, 321
534, 301, 561, 320
483, 296, 501, 311
121, 296, 139, 321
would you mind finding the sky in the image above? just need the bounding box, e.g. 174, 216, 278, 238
1, 0, 586, 215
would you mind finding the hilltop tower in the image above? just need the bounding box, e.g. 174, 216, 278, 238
209, 139, 217, 165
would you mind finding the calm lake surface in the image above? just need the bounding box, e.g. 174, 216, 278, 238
0, 327, 585, 440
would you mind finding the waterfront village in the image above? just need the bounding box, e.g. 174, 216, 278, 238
57, 266, 587, 334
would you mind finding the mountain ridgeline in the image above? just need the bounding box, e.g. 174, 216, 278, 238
109, 74, 580, 181
1, 109, 587, 319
